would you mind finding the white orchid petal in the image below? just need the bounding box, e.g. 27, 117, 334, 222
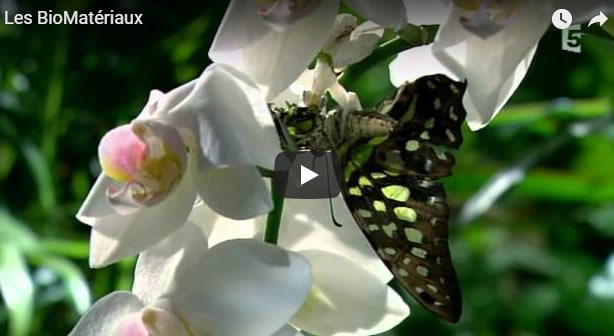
328, 82, 362, 112
88, 172, 196, 268
68, 292, 143, 336
259, 0, 323, 31
188, 203, 264, 247
141, 299, 192, 336
432, 2, 548, 130
168, 239, 312, 336
136, 89, 164, 118
344, 0, 407, 29
389, 44, 459, 87
271, 87, 302, 107
105, 182, 146, 216
77, 174, 120, 225
168, 64, 280, 171
292, 250, 409, 336
132, 221, 208, 306
195, 165, 273, 220
403, 0, 451, 25
312, 59, 338, 95
272, 324, 304, 336
280, 195, 392, 284
210, 0, 340, 100
332, 21, 384, 68
463, 44, 537, 130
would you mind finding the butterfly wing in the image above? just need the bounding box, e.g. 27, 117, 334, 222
340, 74, 466, 323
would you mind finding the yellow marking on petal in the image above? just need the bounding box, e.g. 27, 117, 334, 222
394, 207, 417, 222
368, 224, 379, 231
382, 185, 410, 202
428, 284, 438, 293
399, 269, 409, 277
420, 131, 430, 140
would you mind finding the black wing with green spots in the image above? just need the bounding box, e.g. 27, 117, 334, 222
340, 75, 467, 323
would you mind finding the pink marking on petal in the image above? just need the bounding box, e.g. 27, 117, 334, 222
114, 314, 149, 336
98, 125, 148, 182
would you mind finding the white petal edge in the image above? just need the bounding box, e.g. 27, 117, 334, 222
132, 221, 208, 306
432, 2, 549, 130
68, 291, 143, 336
389, 44, 458, 87
168, 239, 312, 336
292, 250, 409, 336
279, 194, 393, 284
332, 20, 384, 68
272, 324, 305, 336
167, 63, 280, 171
209, 0, 340, 100
195, 165, 273, 220
344, 0, 407, 29
87, 171, 196, 268
188, 203, 264, 248
76, 174, 119, 225
196, 178, 392, 283
403, 0, 451, 25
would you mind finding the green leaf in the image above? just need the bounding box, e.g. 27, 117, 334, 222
30, 255, 91, 314
0, 142, 16, 180
0, 245, 34, 336
20, 142, 57, 217
602, 19, 614, 38
0, 209, 37, 252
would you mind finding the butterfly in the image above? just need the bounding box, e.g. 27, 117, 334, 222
273, 74, 466, 323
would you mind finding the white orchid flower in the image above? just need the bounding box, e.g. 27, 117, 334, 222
190, 186, 410, 336
69, 223, 312, 336
391, 0, 614, 130
77, 64, 280, 268
209, 0, 405, 101
272, 14, 381, 110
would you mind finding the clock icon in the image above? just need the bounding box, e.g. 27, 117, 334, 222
552, 9, 573, 29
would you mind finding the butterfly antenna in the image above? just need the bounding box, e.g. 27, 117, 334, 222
323, 151, 343, 228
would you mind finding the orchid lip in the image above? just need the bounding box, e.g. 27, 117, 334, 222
258, 0, 322, 31
455, 0, 522, 38
98, 119, 188, 214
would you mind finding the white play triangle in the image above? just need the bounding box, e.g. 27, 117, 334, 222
300, 165, 319, 186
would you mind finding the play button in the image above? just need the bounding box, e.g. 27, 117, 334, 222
300, 165, 319, 185
274, 150, 342, 199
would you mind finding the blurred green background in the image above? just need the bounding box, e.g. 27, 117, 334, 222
1, 1, 614, 335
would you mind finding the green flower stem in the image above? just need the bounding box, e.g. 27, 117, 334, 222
264, 180, 285, 245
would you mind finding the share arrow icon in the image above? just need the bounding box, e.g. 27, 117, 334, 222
588, 11, 608, 27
